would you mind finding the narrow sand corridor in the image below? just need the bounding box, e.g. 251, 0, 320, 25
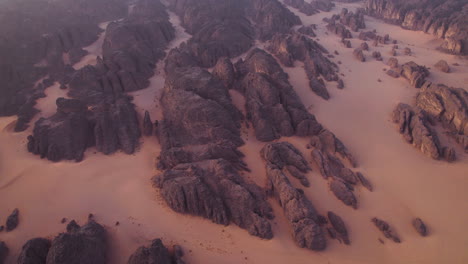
0, 2, 467, 264
72, 21, 112, 70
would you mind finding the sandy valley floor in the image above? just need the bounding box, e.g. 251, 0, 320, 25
0, 1, 467, 264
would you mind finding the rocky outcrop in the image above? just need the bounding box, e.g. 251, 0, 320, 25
366, 0, 468, 55
154, 159, 274, 239
46, 220, 107, 264
236, 49, 323, 140
434, 60, 450, 73
308, 129, 371, 208
392, 103, 444, 160
0, 242, 8, 264
267, 32, 341, 100
372, 51, 382, 61
415, 84, 468, 153
371, 218, 401, 243
17, 238, 51, 264
265, 164, 326, 250
327, 211, 350, 244
261, 142, 311, 187
398, 61, 430, 88
128, 239, 186, 264
326, 22, 352, 39
353, 48, 366, 62
212, 57, 236, 88
412, 218, 428, 236
284, 0, 320, 15
6, 208, 19, 232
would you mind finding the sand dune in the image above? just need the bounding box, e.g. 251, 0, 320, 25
0, 1, 467, 264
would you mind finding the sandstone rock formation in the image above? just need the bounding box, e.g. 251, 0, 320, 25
412, 218, 428, 236
392, 103, 445, 160
128, 239, 186, 264
154, 160, 274, 239
371, 217, 401, 243
262, 142, 326, 251
327, 211, 350, 244
143, 111, 154, 137
17, 238, 51, 264
366, 0, 468, 55
353, 48, 366, 62
415, 84, 468, 153
0, 0, 128, 131
434, 60, 450, 73
6, 208, 19, 232
236, 48, 324, 140
298, 25, 317, 37
45, 220, 107, 264
267, 32, 341, 100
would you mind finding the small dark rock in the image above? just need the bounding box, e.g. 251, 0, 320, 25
412, 218, 428, 236
6, 208, 19, 232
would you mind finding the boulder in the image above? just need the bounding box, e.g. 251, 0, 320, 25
127, 239, 179, 264
0, 242, 8, 264
353, 48, 366, 62
434, 60, 450, 73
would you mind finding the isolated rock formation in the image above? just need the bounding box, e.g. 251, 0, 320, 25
143, 111, 154, 137
6, 208, 19, 232
17, 238, 51, 264
366, 0, 468, 55
412, 218, 428, 236
128, 239, 186, 264
353, 48, 366, 62
371, 218, 401, 243
434, 60, 450, 73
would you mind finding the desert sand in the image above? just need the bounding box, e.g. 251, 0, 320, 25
0, 1, 467, 264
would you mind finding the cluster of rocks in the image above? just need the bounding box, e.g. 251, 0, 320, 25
267, 32, 342, 100
26, 0, 176, 162
0, 219, 187, 264
284, 0, 334, 16
261, 142, 327, 251
0, 0, 129, 131
366, 0, 468, 55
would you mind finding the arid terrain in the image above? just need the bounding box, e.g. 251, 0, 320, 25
0, 0, 467, 263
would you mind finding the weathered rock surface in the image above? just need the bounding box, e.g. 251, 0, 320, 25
372, 51, 382, 61
154, 160, 274, 239
400, 61, 430, 88
236, 48, 323, 140
392, 103, 443, 160
434, 60, 450, 73
415, 84, 468, 153
6, 208, 19, 232
212, 57, 236, 88
265, 164, 326, 251
366, 0, 468, 55
412, 218, 428, 236
371, 217, 401, 243
327, 211, 350, 244
17, 238, 51, 264
387, 57, 399, 68
46, 220, 107, 264
261, 142, 311, 187
128, 239, 186, 264
267, 32, 340, 100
